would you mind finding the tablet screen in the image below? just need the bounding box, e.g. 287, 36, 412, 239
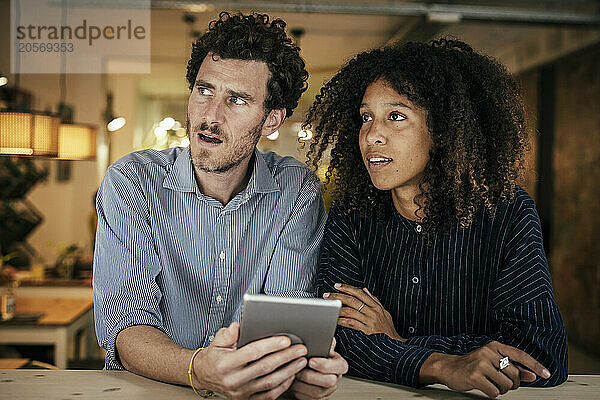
237, 294, 341, 358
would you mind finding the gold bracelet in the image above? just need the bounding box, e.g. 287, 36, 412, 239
188, 347, 214, 398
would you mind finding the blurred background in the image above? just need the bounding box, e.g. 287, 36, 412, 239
0, 0, 599, 372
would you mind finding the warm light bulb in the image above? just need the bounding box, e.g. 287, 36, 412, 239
107, 117, 126, 132
297, 129, 313, 141
154, 126, 167, 137
0, 77, 8, 87
159, 117, 175, 130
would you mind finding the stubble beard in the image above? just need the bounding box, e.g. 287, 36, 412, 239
187, 118, 263, 174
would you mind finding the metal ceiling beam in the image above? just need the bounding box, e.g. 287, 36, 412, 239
152, 1, 600, 27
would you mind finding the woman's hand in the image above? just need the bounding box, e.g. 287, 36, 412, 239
420, 341, 550, 398
323, 283, 405, 341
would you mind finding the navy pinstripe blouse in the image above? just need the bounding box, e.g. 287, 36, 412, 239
317, 186, 568, 388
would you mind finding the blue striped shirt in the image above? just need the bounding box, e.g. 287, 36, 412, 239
93, 146, 326, 370
317, 187, 567, 388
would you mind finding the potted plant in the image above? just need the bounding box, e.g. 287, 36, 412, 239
0, 251, 17, 321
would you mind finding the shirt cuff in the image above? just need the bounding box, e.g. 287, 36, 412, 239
101, 309, 164, 370
392, 343, 435, 387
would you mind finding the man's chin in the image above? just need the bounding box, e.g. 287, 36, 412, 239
193, 159, 241, 174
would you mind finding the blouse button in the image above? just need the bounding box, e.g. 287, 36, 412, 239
412, 276, 419, 284
415, 224, 422, 233
408, 326, 415, 334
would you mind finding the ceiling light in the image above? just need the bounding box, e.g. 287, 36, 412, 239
107, 116, 126, 132
58, 123, 97, 160
0, 111, 60, 156
159, 117, 175, 130
297, 129, 313, 141
154, 126, 167, 138
0, 76, 8, 87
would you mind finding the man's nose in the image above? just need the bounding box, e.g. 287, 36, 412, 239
202, 98, 225, 125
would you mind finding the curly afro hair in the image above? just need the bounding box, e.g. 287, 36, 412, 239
305, 38, 528, 232
186, 12, 308, 118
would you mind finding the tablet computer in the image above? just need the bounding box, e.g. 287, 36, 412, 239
237, 294, 342, 358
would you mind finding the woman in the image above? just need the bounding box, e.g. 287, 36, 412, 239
305, 39, 567, 397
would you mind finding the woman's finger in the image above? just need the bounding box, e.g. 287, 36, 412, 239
324, 292, 365, 310
339, 305, 370, 325
362, 287, 383, 307
333, 283, 378, 308
337, 317, 367, 332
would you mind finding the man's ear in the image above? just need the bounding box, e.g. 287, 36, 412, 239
260, 108, 286, 137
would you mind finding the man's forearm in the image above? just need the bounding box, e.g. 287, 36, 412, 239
116, 325, 195, 386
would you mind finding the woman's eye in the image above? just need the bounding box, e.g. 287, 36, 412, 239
360, 113, 372, 123
230, 96, 246, 105
389, 112, 406, 121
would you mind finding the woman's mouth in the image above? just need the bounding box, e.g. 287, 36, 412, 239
367, 156, 393, 170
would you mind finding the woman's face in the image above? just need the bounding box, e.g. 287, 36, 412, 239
358, 79, 432, 192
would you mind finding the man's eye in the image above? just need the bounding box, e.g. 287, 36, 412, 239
230, 96, 246, 105
389, 112, 406, 121
360, 113, 372, 123
197, 87, 212, 96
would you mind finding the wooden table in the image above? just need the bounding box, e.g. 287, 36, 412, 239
0, 297, 95, 369
0, 370, 597, 399
0, 359, 29, 369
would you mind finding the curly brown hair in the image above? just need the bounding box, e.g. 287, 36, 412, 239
186, 12, 308, 118
305, 38, 528, 232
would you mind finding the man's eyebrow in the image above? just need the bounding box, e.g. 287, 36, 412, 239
227, 89, 255, 103
195, 80, 214, 89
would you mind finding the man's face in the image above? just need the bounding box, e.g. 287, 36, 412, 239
187, 54, 272, 173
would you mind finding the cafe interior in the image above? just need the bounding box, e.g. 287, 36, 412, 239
0, 0, 599, 379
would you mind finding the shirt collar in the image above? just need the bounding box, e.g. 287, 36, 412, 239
162, 147, 196, 193
251, 148, 280, 194
162, 147, 280, 195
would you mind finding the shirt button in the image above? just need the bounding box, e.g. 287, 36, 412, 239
219, 251, 225, 261
216, 295, 222, 303
208, 335, 215, 342
415, 224, 422, 233
408, 326, 415, 334
412, 276, 419, 284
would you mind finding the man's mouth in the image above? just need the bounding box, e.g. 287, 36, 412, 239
198, 132, 223, 144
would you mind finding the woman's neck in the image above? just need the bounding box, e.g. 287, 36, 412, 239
391, 185, 424, 222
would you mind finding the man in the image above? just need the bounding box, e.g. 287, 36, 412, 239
94, 12, 347, 400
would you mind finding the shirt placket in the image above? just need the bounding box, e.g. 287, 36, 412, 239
406, 225, 425, 337
205, 208, 232, 345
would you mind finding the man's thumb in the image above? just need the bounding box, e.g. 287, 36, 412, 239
211, 322, 240, 348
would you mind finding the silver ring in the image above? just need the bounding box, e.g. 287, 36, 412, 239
357, 302, 365, 312
499, 356, 510, 370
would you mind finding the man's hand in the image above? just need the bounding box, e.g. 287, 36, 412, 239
193, 322, 308, 400
323, 283, 404, 341
289, 338, 348, 400
420, 341, 551, 398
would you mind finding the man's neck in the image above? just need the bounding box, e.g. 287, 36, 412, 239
193, 154, 254, 205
